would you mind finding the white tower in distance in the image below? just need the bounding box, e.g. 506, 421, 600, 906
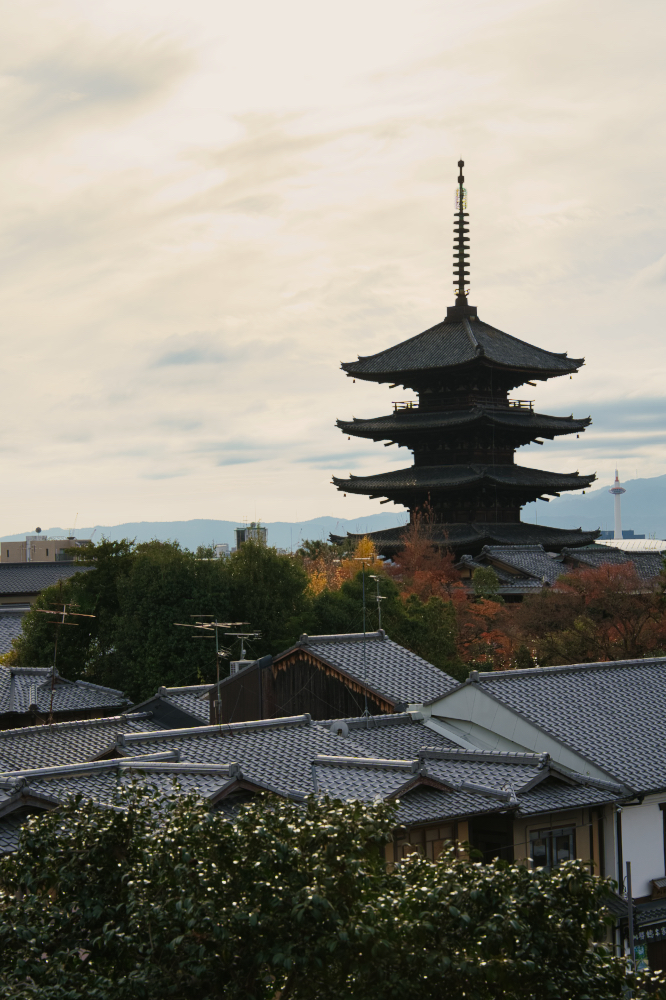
608, 469, 626, 540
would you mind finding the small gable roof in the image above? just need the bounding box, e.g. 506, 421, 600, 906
277, 631, 458, 707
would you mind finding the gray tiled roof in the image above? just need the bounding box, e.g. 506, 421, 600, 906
468, 658, 666, 792
0, 563, 91, 596
0, 615, 23, 656
337, 408, 591, 442
289, 633, 457, 706
517, 776, 619, 817
0, 667, 129, 719
334, 464, 595, 496
481, 545, 565, 585
315, 714, 461, 757
0, 712, 624, 852
562, 546, 664, 585
341, 318, 583, 382
161, 687, 211, 724
0, 713, 163, 771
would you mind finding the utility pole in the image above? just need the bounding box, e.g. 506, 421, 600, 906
626, 861, 635, 969
354, 556, 373, 720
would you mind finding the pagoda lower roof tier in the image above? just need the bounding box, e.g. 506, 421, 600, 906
330, 522, 600, 557
342, 315, 583, 385
337, 407, 591, 443
332, 464, 596, 497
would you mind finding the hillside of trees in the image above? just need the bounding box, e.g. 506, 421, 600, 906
3, 525, 666, 702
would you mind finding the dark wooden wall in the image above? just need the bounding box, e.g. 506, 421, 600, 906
213, 652, 394, 724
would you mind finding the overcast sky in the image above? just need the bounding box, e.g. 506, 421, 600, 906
1, 0, 664, 535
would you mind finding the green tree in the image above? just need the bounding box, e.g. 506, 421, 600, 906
0, 790, 660, 1000
4, 539, 312, 702
310, 571, 469, 681
472, 566, 503, 602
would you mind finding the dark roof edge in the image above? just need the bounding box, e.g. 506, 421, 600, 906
470, 655, 666, 681
0, 712, 153, 739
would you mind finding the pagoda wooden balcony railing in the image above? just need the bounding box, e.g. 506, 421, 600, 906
392, 399, 534, 414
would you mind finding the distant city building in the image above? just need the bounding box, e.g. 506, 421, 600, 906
598, 529, 645, 540
608, 469, 626, 540
234, 523, 267, 548
214, 543, 230, 559
1, 530, 90, 564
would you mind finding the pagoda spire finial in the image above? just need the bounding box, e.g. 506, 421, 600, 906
446, 159, 477, 321
454, 159, 469, 304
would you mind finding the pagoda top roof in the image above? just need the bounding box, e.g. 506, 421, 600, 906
333, 464, 596, 496
342, 316, 583, 383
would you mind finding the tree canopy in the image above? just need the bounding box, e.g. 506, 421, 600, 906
0, 789, 660, 1000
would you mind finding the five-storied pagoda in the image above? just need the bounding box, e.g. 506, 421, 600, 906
332, 161, 599, 556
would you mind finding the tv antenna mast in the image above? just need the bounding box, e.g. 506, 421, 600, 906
36, 601, 95, 723
173, 617, 261, 720
369, 574, 386, 630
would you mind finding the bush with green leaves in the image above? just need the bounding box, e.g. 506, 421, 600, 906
0, 789, 661, 999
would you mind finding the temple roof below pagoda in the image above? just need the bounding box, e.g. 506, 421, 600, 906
329, 522, 600, 557
342, 316, 583, 382
337, 407, 591, 440
333, 464, 595, 495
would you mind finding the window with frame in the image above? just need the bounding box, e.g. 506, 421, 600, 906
530, 826, 575, 869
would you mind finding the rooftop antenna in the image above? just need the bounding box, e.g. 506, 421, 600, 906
369, 573, 387, 630
173, 617, 260, 726
36, 599, 95, 724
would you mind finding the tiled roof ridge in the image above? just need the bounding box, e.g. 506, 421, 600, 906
0, 755, 242, 787
470, 656, 666, 682
73, 679, 126, 698
483, 544, 549, 552
314, 754, 419, 772
118, 713, 312, 744
159, 684, 214, 696
418, 747, 549, 766
0, 711, 152, 738
1, 667, 125, 698
0, 749, 180, 782
313, 712, 414, 729
0, 562, 90, 570
298, 630, 385, 645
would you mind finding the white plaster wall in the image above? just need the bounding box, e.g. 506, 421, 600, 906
621, 795, 665, 897
429, 686, 613, 781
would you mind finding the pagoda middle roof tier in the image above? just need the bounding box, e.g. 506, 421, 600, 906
337, 407, 591, 441
342, 315, 583, 383
333, 464, 596, 496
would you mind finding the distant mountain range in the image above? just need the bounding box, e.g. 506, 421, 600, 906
0, 513, 409, 551
2, 473, 664, 550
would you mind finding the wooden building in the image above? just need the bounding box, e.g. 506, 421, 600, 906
211, 630, 457, 725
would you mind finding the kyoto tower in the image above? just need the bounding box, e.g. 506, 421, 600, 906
609, 469, 626, 540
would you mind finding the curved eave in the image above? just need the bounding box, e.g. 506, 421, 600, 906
332, 465, 596, 496
341, 358, 583, 386
336, 411, 592, 442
